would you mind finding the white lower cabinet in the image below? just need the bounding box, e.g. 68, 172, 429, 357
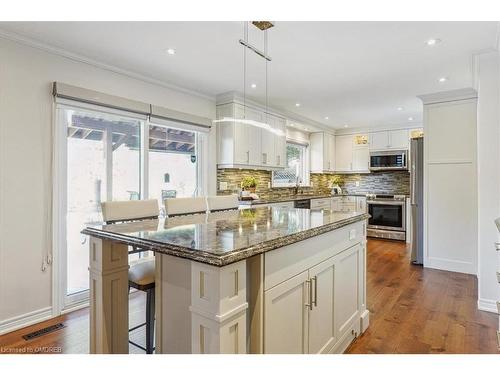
264, 243, 363, 354
308, 257, 336, 354
334, 244, 361, 341
264, 271, 309, 354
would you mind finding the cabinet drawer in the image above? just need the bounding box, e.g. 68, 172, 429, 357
310, 199, 331, 210
264, 222, 364, 291
269, 201, 294, 209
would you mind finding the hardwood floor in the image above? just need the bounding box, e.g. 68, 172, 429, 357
0, 239, 498, 354
347, 239, 499, 354
0, 292, 149, 354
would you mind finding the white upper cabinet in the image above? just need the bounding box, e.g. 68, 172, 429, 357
216, 102, 286, 170
334, 135, 353, 172
334, 134, 369, 173
369, 129, 409, 151
389, 129, 410, 149
261, 113, 276, 167
272, 115, 287, 168
352, 147, 370, 172
310, 132, 335, 173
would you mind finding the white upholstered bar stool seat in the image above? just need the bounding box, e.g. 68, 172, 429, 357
164, 197, 208, 217
207, 195, 239, 212
101, 199, 159, 224
100, 199, 159, 354
128, 259, 155, 289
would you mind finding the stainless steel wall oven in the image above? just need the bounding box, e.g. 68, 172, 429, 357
366, 194, 406, 241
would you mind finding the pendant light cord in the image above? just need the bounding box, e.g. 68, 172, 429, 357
243, 22, 248, 120
265, 28, 269, 125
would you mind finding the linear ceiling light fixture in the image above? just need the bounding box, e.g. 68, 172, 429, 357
214, 21, 284, 136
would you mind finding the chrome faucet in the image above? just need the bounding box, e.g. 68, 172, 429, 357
293, 176, 302, 196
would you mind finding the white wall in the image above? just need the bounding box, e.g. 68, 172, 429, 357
475, 51, 500, 312
0, 37, 216, 332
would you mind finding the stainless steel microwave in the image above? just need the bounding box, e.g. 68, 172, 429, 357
369, 150, 408, 171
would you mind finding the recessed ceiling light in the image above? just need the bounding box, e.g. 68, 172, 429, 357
166, 48, 176, 55
344, 124, 349, 128
295, 103, 301, 107
324, 116, 329, 120
304, 127, 308, 130
397, 107, 403, 111
438, 77, 448, 83
408, 117, 414, 121
251, 83, 257, 89
290, 123, 294, 127
426, 38, 441, 46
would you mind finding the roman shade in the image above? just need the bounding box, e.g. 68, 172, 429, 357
53, 82, 150, 115
150, 104, 211, 133
53, 82, 212, 132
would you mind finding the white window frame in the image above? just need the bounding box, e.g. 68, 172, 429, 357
272, 141, 310, 188
52, 100, 208, 315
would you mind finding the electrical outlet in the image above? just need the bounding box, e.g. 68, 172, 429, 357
219, 182, 228, 190
355, 181, 360, 187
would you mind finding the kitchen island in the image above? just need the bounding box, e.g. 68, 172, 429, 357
83, 206, 370, 354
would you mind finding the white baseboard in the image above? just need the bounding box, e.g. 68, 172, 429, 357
478, 298, 499, 314
360, 309, 370, 333
425, 257, 476, 275
0, 307, 53, 335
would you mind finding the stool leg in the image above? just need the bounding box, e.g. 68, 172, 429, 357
145, 288, 155, 354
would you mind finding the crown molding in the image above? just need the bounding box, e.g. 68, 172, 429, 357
417, 88, 477, 105
334, 123, 423, 136
0, 28, 215, 102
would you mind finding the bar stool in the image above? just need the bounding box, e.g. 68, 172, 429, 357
101, 199, 159, 354
207, 195, 239, 212
164, 197, 208, 217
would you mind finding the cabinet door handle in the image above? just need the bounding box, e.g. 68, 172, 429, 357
262, 153, 267, 164
312, 276, 317, 307
305, 279, 313, 310
246, 150, 250, 163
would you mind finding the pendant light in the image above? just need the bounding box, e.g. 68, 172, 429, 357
213, 21, 284, 137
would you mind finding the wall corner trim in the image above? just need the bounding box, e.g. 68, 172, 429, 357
417, 88, 478, 105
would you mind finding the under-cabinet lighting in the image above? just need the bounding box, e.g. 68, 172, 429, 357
212, 117, 285, 136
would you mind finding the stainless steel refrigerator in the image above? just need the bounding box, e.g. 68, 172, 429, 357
410, 137, 424, 265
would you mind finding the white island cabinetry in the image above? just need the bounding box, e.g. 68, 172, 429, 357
84, 209, 369, 355
262, 221, 368, 354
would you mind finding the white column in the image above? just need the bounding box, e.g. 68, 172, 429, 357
88, 237, 130, 354
190, 260, 248, 354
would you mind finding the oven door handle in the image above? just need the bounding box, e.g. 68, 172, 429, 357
367, 200, 405, 206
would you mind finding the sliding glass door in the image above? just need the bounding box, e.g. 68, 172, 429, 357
61, 106, 142, 306
148, 124, 198, 207
56, 103, 207, 310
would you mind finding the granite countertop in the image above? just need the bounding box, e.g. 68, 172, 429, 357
238, 193, 367, 206
82, 207, 369, 267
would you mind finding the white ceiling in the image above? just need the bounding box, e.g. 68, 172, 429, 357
0, 21, 497, 129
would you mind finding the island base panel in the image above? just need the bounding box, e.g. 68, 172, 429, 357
155, 254, 248, 354
88, 237, 130, 354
